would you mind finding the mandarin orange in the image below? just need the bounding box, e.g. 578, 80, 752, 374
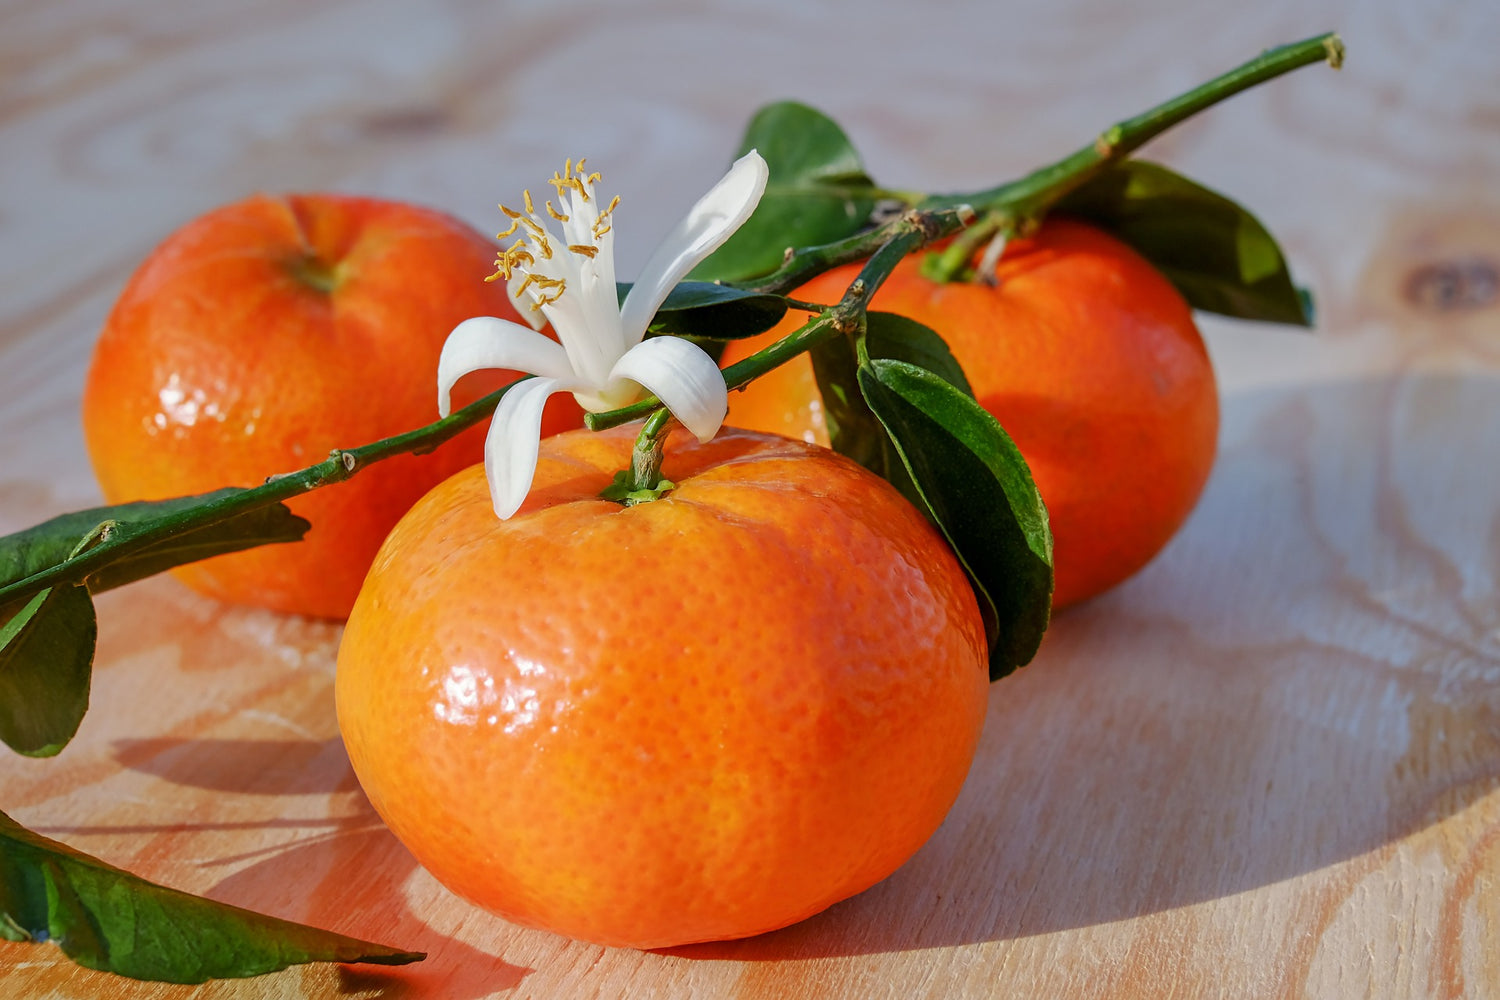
81, 193, 582, 619
334, 424, 989, 949
722, 219, 1218, 608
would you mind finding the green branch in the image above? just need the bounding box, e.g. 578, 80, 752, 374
919, 32, 1343, 281
773, 32, 1343, 287
0, 383, 520, 611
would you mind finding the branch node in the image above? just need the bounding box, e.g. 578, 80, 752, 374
1094, 125, 1124, 157
1323, 34, 1345, 69
903, 209, 948, 243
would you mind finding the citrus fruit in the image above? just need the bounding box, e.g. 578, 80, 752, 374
721, 219, 1219, 609
81, 193, 583, 619
334, 424, 989, 949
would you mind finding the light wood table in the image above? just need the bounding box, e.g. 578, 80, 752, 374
3, 2, 1498, 997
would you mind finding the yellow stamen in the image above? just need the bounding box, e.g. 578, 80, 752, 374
593, 194, 620, 240
548, 156, 595, 203
496, 202, 526, 239
488, 158, 606, 284
550, 172, 586, 201
485, 243, 536, 282
576, 159, 601, 196
514, 273, 566, 309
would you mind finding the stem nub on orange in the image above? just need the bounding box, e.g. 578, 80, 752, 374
722, 220, 1219, 609
81, 193, 582, 619
335, 425, 989, 949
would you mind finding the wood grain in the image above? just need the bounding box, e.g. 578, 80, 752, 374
2, 0, 1498, 996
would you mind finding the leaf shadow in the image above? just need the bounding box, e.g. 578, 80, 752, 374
101, 733, 533, 995
667, 371, 1500, 961
204, 817, 532, 999
112, 736, 358, 796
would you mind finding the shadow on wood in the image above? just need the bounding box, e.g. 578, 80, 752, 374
671, 370, 1500, 960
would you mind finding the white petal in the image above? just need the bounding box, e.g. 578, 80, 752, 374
538, 283, 616, 389
504, 207, 568, 329
437, 316, 576, 417
609, 338, 728, 442
483, 377, 560, 519
617, 150, 769, 346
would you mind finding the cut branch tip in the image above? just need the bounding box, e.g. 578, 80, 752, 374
1323, 34, 1345, 69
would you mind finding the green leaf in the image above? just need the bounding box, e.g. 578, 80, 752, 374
865, 312, 973, 396
857, 359, 1053, 678
688, 102, 879, 282
0, 809, 423, 983
0, 490, 310, 595
616, 281, 788, 340
1053, 159, 1312, 326
810, 330, 915, 503
0, 493, 305, 760
0, 586, 96, 757
809, 312, 972, 503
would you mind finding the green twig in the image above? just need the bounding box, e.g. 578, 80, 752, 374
921, 209, 1013, 284
732, 206, 977, 297
762, 33, 1342, 289
0, 382, 522, 610
922, 32, 1343, 222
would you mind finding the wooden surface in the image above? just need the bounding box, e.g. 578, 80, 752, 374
3, 1, 1499, 997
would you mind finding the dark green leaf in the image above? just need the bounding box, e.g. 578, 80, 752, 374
0, 585, 95, 757
858, 359, 1053, 678
0, 490, 310, 595
810, 330, 916, 503
865, 312, 973, 396
808, 312, 972, 503
1054, 159, 1312, 326
0, 809, 423, 983
617, 281, 788, 340
688, 102, 879, 282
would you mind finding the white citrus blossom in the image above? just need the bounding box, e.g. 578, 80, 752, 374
438, 150, 769, 519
